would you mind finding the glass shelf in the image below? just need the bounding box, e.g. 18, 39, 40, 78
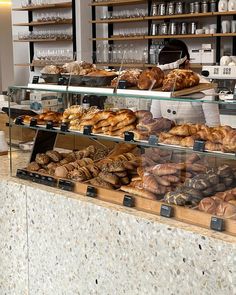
12, 123, 236, 161
8, 84, 236, 104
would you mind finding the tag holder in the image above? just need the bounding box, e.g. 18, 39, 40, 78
60, 122, 69, 132
30, 118, 38, 127
58, 76, 69, 86
118, 80, 127, 89
86, 186, 97, 198
32, 76, 39, 84
83, 125, 93, 135
148, 135, 158, 146
46, 121, 54, 130
124, 131, 134, 142
15, 117, 24, 125
210, 216, 224, 232
58, 179, 74, 192
193, 140, 205, 152
160, 204, 174, 218
123, 195, 135, 208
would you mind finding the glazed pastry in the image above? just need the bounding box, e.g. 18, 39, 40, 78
46, 150, 62, 162
54, 166, 68, 178
98, 171, 120, 185
198, 198, 218, 215
35, 153, 50, 165
27, 161, 40, 171
137, 67, 164, 90
162, 69, 200, 91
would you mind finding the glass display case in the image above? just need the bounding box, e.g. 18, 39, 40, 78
6, 70, 236, 236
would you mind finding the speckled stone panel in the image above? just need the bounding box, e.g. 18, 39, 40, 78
25, 184, 236, 295
0, 180, 28, 295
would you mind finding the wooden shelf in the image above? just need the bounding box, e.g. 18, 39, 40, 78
90, 0, 146, 7
91, 11, 236, 24
12, 2, 72, 11
96, 62, 204, 68
92, 36, 145, 41
214, 33, 236, 37
146, 34, 214, 39
90, 17, 146, 24
213, 11, 236, 16
13, 19, 72, 27
145, 12, 213, 21
14, 38, 73, 42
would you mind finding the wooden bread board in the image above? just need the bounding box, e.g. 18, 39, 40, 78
172, 83, 217, 97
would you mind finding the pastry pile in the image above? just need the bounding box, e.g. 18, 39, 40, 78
111, 67, 199, 91
159, 124, 236, 153
21, 111, 63, 125
66, 107, 174, 139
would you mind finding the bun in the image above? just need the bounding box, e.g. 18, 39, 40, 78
137, 67, 164, 90
162, 69, 199, 91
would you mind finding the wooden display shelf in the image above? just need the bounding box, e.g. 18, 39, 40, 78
12, 2, 72, 11
213, 11, 236, 16
96, 62, 203, 69
146, 12, 213, 20
146, 34, 214, 40
13, 19, 72, 27
90, 0, 146, 7
92, 36, 145, 41
90, 17, 146, 24
17, 168, 236, 236
14, 38, 73, 43
214, 33, 236, 37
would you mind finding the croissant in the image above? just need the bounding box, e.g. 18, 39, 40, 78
142, 174, 161, 194
110, 111, 135, 127
169, 125, 192, 137
120, 185, 157, 200
161, 135, 183, 145
109, 114, 137, 131
205, 141, 224, 152
198, 197, 217, 214
108, 124, 136, 137
222, 130, 236, 152
150, 164, 177, 176
180, 136, 195, 148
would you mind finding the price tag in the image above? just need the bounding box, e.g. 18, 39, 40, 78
148, 135, 158, 146
210, 216, 224, 232
16, 169, 28, 180
58, 77, 69, 85
124, 131, 134, 142
30, 118, 37, 127
46, 121, 54, 130
193, 140, 205, 152
32, 76, 39, 84
123, 195, 135, 208
58, 179, 74, 191
60, 122, 69, 132
86, 186, 97, 198
15, 117, 24, 125
83, 125, 92, 135
160, 204, 173, 218
118, 80, 127, 89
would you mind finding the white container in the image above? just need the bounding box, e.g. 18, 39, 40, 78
228, 0, 236, 11
222, 20, 231, 33
0, 131, 8, 153
201, 49, 216, 64
218, 0, 228, 12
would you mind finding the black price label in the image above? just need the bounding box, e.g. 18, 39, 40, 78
58, 179, 74, 191
160, 204, 173, 218
60, 122, 69, 132
148, 135, 158, 146
15, 117, 24, 125
210, 217, 224, 232
32, 76, 39, 84
30, 118, 37, 127
83, 125, 92, 135
46, 121, 54, 130
86, 186, 97, 198
118, 80, 127, 89
193, 140, 205, 152
123, 195, 135, 208
124, 131, 134, 142
16, 169, 28, 180
58, 77, 69, 85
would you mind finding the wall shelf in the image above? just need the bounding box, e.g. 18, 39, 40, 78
14, 38, 73, 43
90, 0, 146, 7
12, 2, 72, 11
96, 62, 204, 68
13, 19, 72, 27
90, 17, 146, 24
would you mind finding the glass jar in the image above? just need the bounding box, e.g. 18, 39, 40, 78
209, 0, 217, 12
201, 0, 209, 13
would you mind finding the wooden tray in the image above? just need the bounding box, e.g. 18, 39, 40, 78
18, 168, 236, 236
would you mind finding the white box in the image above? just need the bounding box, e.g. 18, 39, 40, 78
190, 49, 202, 64
30, 91, 58, 102
201, 49, 216, 64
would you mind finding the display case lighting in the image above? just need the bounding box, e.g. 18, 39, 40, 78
0, 0, 11, 5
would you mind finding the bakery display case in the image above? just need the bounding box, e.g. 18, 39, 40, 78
7, 66, 236, 236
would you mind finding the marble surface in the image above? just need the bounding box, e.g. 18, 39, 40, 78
1, 152, 236, 294
0, 179, 28, 295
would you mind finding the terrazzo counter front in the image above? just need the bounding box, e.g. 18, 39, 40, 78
1, 153, 236, 295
